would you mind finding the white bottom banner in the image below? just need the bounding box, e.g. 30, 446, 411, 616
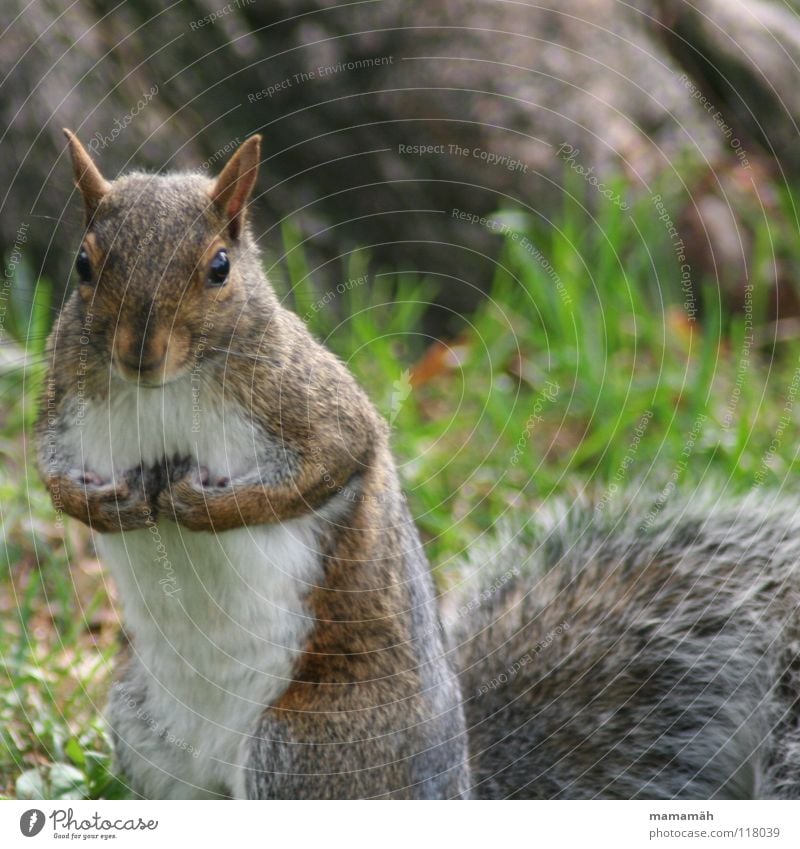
1, 800, 798, 848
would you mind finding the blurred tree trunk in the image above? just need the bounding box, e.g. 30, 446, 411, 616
2, 0, 798, 333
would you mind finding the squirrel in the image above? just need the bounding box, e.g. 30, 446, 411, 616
36, 131, 800, 799
37, 130, 470, 800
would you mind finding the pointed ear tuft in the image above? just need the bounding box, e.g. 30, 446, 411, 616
209, 135, 262, 240
63, 129, 110, 220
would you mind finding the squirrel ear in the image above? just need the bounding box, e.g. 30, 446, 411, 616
210, 135, 261, 240
63, 129, 110, 219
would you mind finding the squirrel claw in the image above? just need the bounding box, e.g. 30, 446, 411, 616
78, 470, 106, 487
194, 468, 230, 489
64, 470, 128, 502
92, 480, 132, 503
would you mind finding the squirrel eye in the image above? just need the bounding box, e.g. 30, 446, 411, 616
207, 249, 230, 286
75, 247, 93, 284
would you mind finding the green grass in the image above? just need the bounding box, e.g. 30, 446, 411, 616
2, 172, 800, 798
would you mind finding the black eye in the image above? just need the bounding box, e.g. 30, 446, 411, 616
75, 247, 92, 284
207, 249, 230, 286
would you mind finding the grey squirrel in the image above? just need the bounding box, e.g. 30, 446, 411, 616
35, 131, 800, 799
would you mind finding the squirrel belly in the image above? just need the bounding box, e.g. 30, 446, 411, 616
100, 509, 340, 799
65, 375, 335, 798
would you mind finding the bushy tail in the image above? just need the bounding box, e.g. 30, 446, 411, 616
443, 488, 800, 799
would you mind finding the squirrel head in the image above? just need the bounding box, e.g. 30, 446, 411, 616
63, 129, 267, 387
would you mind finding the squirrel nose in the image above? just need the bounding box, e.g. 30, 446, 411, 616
114, 328, 167, 378
117, 350, 166, 374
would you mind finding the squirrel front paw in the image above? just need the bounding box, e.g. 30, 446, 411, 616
46, 468, 154, 533
156, 467, 240, 532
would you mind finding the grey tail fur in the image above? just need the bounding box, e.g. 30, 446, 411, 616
443, 487, 800, 799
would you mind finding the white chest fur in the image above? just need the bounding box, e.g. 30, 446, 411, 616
99, 515, 323, 798
62, 373, 272, 482
66, 377, 328, 798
